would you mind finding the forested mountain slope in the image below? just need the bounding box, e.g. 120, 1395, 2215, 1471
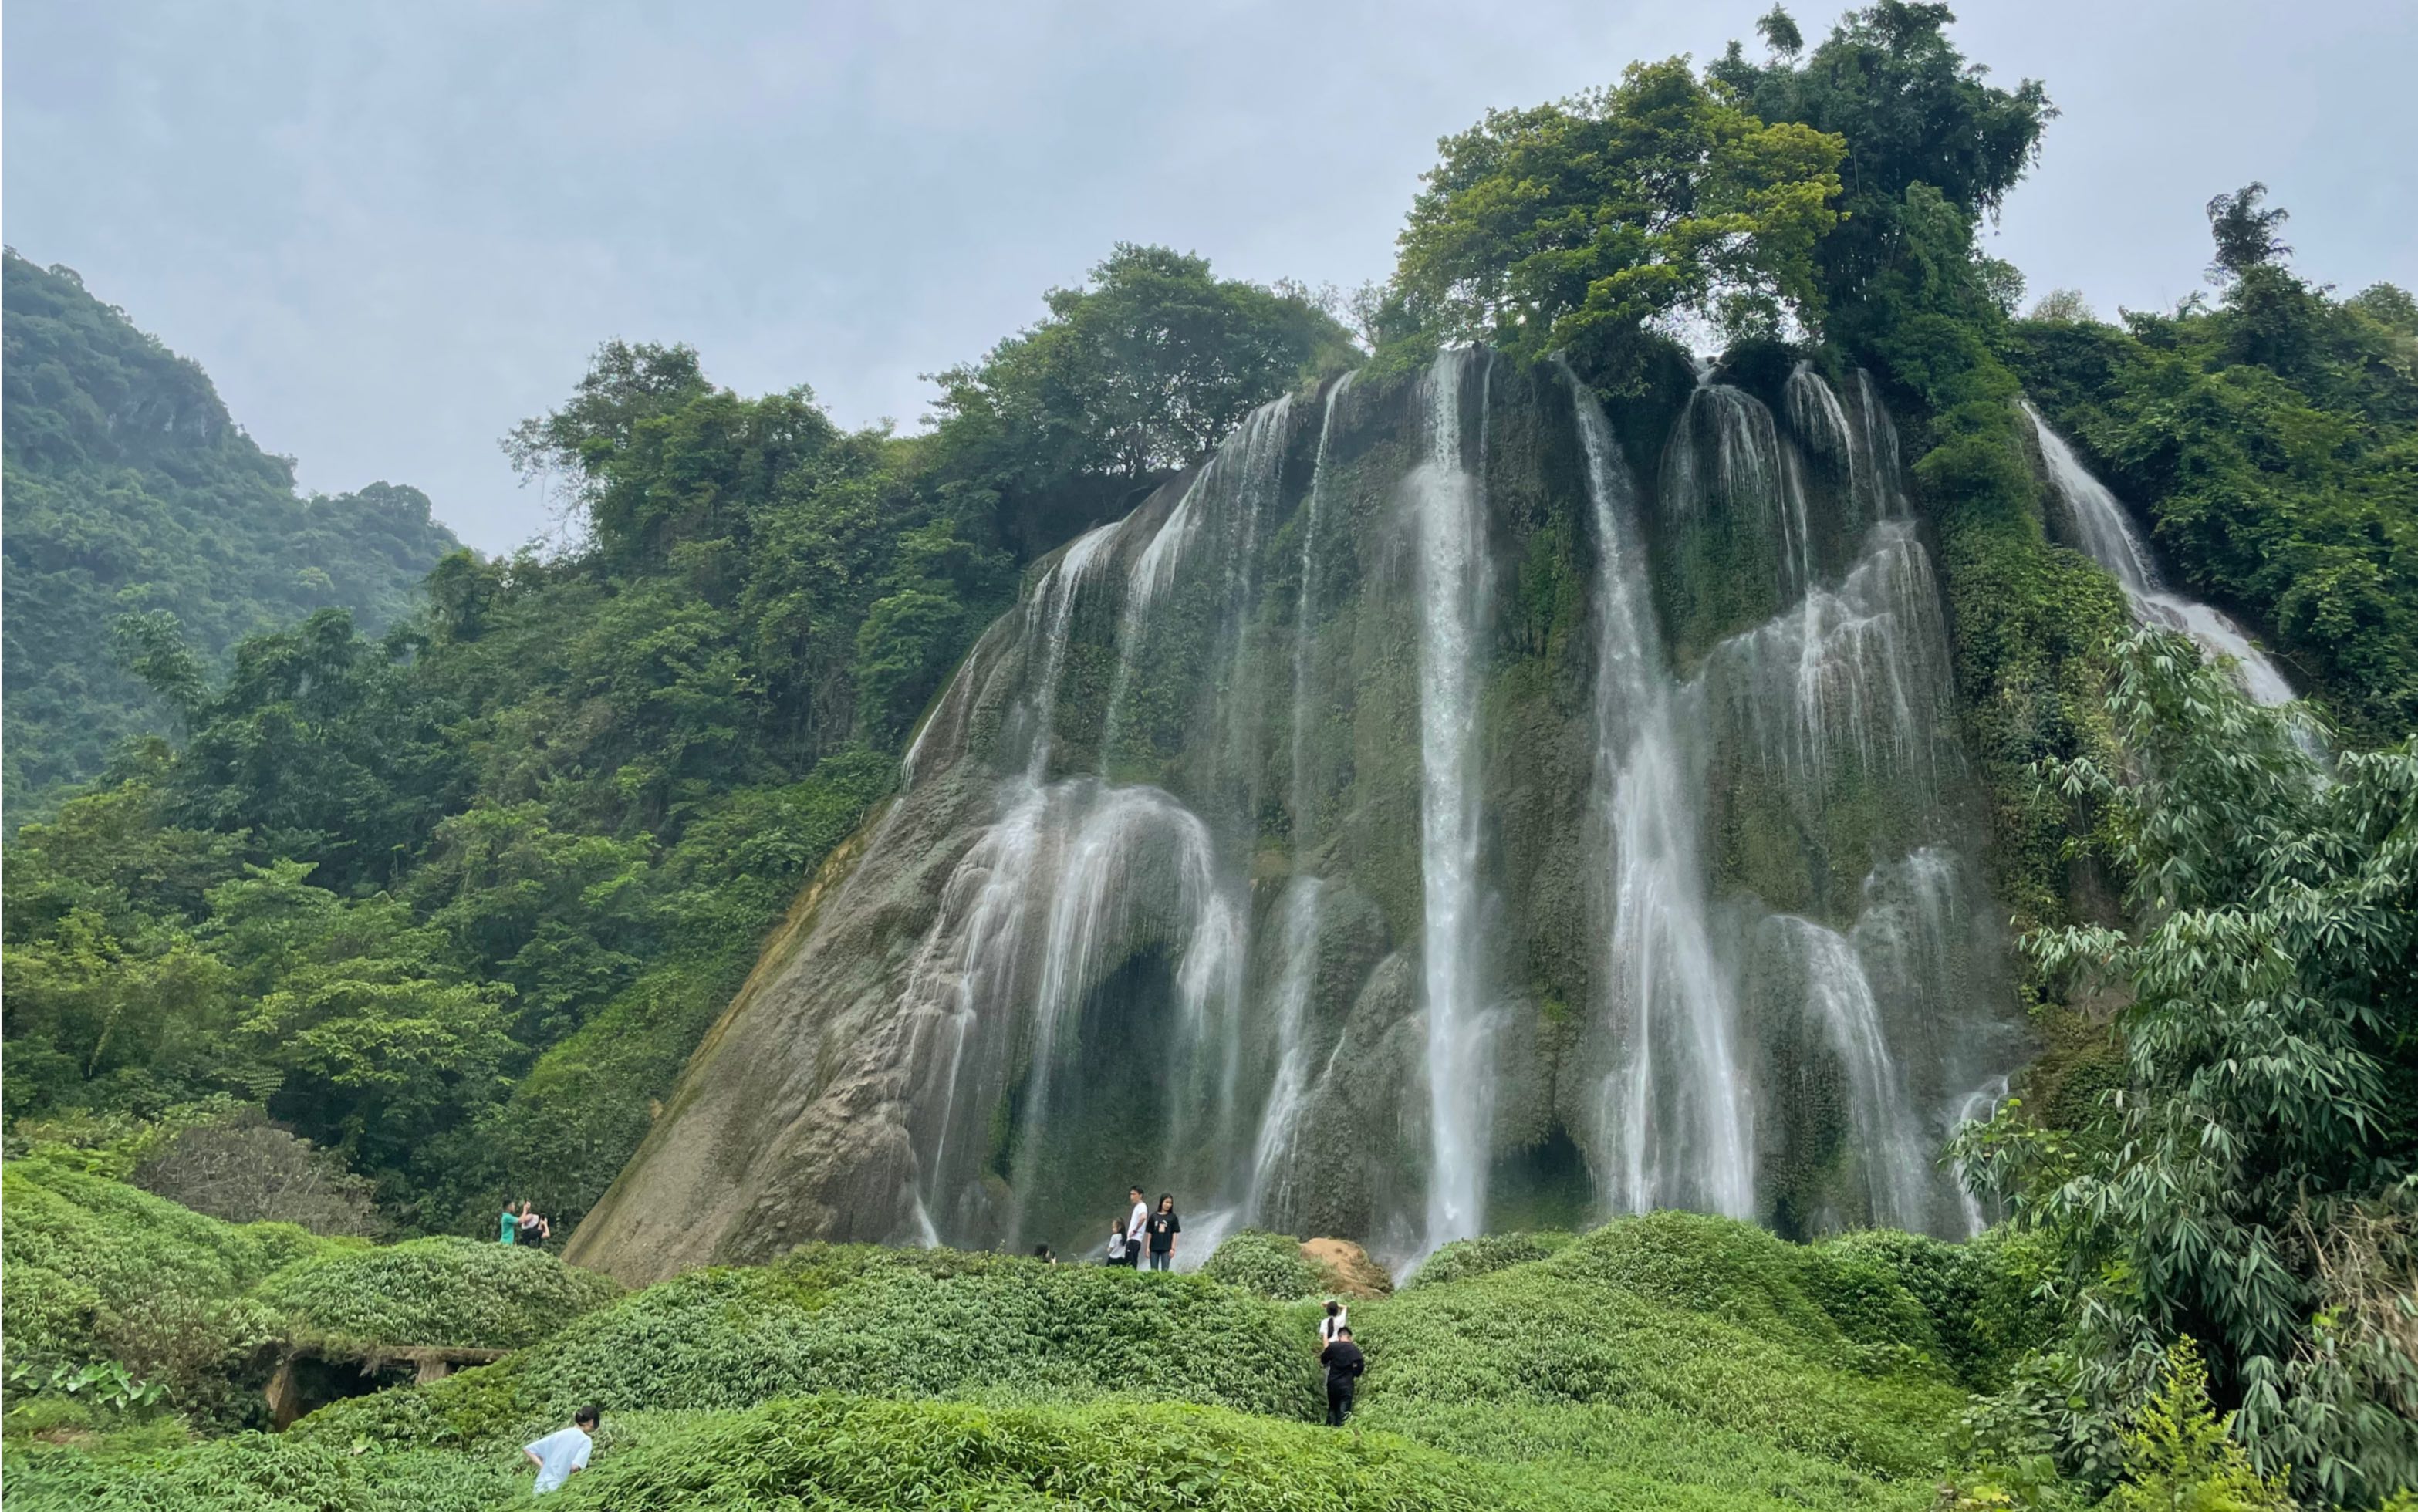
2, 246, 1353, 1242
2, 251, 464, 811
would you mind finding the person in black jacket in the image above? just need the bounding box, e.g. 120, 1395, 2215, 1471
1318, 1326, 1365, 1426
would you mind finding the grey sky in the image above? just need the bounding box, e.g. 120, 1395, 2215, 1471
8, 1, 2412, 555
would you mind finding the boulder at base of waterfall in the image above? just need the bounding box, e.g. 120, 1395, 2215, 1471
1301, 1237, 1393, 1298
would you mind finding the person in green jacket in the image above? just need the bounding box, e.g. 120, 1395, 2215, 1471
500, 1201, 520, 1244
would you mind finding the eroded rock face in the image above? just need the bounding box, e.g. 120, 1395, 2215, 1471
1301, 1237, 1393, 1300
571, 353, 2029, 1288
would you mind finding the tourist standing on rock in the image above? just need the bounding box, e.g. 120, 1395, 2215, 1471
1124, 1186, 1150, 1268
1319, 1327, 1365, 1426
499, 1201, 521, 1245
1318, 1298, 1349, 1345
522, 1404, 599, 1493
1146, 1193, 1181, 1271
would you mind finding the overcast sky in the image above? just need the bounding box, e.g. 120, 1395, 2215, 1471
8, 1, 2413, 554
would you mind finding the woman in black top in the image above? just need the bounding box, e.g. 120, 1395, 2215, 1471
1145, 1194, 1180, 1271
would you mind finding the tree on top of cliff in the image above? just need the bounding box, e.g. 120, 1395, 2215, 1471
1390, 57, 1846, 386
924, 244, 1357, 496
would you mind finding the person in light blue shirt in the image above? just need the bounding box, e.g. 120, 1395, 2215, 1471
522, 1406, 597, 1493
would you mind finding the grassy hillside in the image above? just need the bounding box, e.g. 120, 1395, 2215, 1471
2, 1165, 2052, 1511
0, 1158, 619, 1435
2, 251, 464, 812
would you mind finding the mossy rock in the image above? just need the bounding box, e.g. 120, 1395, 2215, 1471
1201, 1229, 1322, 1301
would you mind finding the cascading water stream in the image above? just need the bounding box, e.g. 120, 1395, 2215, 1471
1291, 374, 1351, 845
1950, 1072, 2010, 1236
1667, 384, 1819, 601
1762, 915, 1930, 1228
1704, 520, 1954, 813
1413, 349, 1495, 1251
1567, 367, 1754, 1219
1246, 876, 1324, 1222
2025, 403, 2301, 707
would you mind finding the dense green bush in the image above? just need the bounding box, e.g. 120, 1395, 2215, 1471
298, 1244, 1323, 1447
1, 1158, 333, 1416
547, 1396, 1548, 1510
1361, 1213, 1972, 1478
6, 1392, 1949, 1512
1201, 1228, 1323, 1300
1408, 1230, 1576, 1288
252, 1237, 620, 1352
2, 1434, 515, 1512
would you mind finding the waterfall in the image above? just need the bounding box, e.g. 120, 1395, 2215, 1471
1020, 519, 1127, 778
1246, 876, 1324, 1222
1567, 366, 1754, 1219
1665, 384, 1817, 601
897, 779, 1059, 1237
1758, 915, 1929, 1229
1703, 520, 1955, 813
1413, 348, 1495, 1250
589, 350, 2043, 1277
2025, 403, 2301, 707
1292, 374, 1352, 846
1008, 781, 1243, 1248
1103, 396, 1296, 759
1950, 1072, 2010, 1237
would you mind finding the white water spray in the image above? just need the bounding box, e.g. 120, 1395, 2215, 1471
1413, 349, 1495, 1250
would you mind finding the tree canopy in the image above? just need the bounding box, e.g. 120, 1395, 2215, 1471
925, 245, 1356, 554
1390, 58, 1846, 381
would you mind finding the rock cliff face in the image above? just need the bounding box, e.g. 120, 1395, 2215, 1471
569, 350, 2030, 1285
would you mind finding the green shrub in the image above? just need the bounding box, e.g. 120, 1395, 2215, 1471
298, 1244, 1323, 1447
1808, 1227, 2051, 1391
1201, 1229, 1322, 1300
252, 1236, 620, 1351
2, 1392, 1948, 1511
0, 1158, 336, 1423
1407, 1230, 1575, 1288
1361, 1212, 1972, 1478
1, 1434, 514, 1512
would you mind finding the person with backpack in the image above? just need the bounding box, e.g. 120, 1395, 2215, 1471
1145, 1193, 1181, 1271
1318, 1325, 1366, 1426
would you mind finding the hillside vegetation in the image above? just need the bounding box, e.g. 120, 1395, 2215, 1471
2, 249, 1351, 1240
5, 1165, 2038, 1511
2, 251, 462, 811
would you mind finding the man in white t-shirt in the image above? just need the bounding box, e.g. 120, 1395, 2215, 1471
1125, 1186, 1150, 1269
522, 1406, 598, 1494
